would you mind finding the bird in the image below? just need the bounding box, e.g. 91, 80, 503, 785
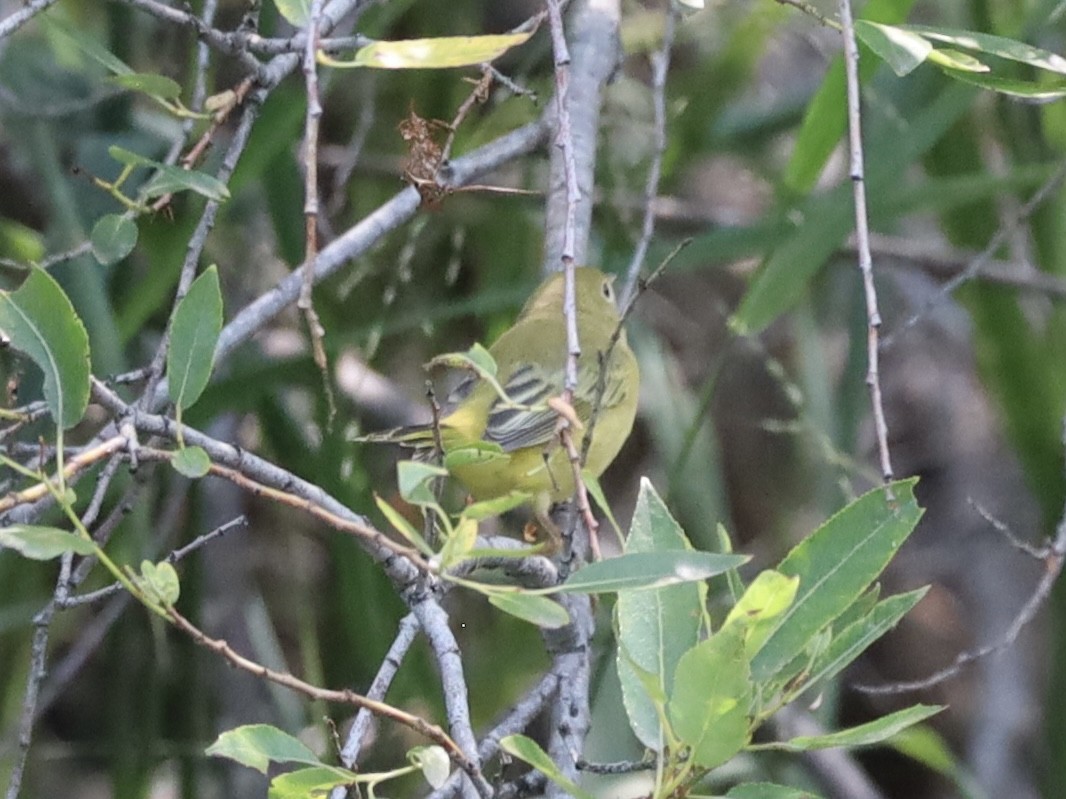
363, 267, 639, 546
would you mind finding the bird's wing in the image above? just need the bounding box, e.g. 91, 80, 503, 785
484, 354, 631, 452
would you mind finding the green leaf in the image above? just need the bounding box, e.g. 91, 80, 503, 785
0, 218, 45, 263
726, 784, 824, 799
854, 21, 931, 76
926, 48, 988, 72
320, 32, 532, 70
750, 480, 922, 683
762, 704, 944, 751
206, 724, 323, 773
0, 525, 95, 559
487, 592, 570, 629
499, 735, 597, 799
797, 588, 927, 696
408, 745, 451, 789
0, 266, 91, 429
783, 0, 919, 193
108, 72, 183, 99
268, 766, 356, 799
557, 550, 748, 594
582, 471, 622, 540
396, 460, 448, 506
272, 0, 309, 26
172, 446, 211, 478
374, 494, 433, 556
168, 266, 223, 410
108, 147, 231, 202
139, 560, 180, 606
108, 145, 156, 169
722, 570, 800, 659
617, 478, 705, 750
142, 164, 231, 202
43, 15, 134, 76
667, 625, 752, 769
90, 214, 138, 265
937, 70, 1066, 101
901, 25, 1066, 76
889, 725, 964, 781
439, 516, 477, 566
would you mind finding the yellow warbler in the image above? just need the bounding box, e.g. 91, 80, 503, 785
366, 267, 639, 535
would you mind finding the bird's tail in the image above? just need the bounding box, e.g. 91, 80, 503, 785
356, 423, 439, 451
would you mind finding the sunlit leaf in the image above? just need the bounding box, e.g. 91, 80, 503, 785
206, 724, 323, 773
409, 745, 451, 789
0, 525, 95, 559
854, 21, 931, 76
320, 32, 532, 70
487, 592, 570, 629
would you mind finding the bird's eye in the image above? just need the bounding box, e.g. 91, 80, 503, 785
602, 280, 614, 301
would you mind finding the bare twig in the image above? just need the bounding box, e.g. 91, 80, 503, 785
882, 159, 1066, 348
298, 0, 335, 423
620, 6, 677, 308
167, 607, 477, 773
339, 612, 421, 767
859, 424, 1066, 694
0, 0, 61, 40
838, 0, 893, 484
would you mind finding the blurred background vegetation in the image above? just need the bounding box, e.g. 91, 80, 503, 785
1, 0, 1065, 797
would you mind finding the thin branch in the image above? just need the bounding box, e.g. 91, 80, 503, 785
338, 612, 421, 767
167, 607, 478, 775
427, 670, 561, 799
60, 515, 248, 608
838, 0, 893, 484
858, 423, 1066, 694
298, 0, 335, 423
202, 115, 550, 390
619, 6, 676, 307
882, 159, 1066, 348
0, 0, 61, 41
